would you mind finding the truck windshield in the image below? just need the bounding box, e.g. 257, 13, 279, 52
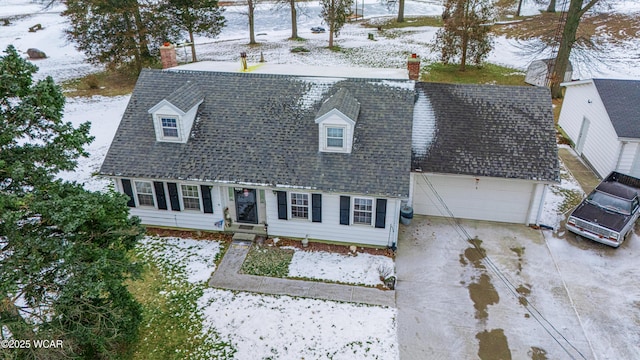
587, 191, 633, 215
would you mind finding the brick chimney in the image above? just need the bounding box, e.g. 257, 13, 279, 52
160, 42, 178, 69
407, 53, 420, 80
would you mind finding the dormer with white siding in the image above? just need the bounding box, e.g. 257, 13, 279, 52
148, 81, 203, 143
315, 88, 360, 153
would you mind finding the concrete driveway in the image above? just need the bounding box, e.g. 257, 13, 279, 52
396, 215, 640, 359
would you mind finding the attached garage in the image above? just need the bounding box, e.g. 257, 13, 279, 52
411, 82, 559, 225
411, 173, 547, 224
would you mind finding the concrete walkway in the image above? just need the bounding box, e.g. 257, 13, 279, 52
208, 242, 396, 307
559, 147, 601, 193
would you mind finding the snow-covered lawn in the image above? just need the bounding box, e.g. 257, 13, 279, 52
289, 250, 394, 286
199, 289, 396, 360
137, 236, 398, 359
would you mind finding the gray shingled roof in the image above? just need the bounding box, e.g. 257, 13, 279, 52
316, 87, 361, 121
412, 82, 559, 182
165, 81, 203, 113
593, 79, 640, 139
100, 69, 414, 197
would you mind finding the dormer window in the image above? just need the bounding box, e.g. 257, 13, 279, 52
161, 117, 179, 138
315, 88, 360, 154
326, 127, 345, 149
148, 81, 203, 143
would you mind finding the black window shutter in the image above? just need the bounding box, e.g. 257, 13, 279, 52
153, 181, 168, 210
201, 185, 213, 214
167, 182, 181, 211
121, 179, 135, 207
276, 191, 287, 220
339, 196, 350, 225
312, 194, 322, 223
375, 198, 387, 228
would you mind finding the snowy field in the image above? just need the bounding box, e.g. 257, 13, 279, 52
2, 0, 640, 358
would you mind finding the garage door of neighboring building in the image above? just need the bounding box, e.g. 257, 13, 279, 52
411, 173, 535, 224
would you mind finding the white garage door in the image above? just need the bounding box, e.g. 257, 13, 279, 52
412, 173, 534, 224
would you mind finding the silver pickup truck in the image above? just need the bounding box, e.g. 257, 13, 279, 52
566, 171, 640, 247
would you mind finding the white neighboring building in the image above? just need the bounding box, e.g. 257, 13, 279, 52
525, 58, 573, 87
558, 79, 640, 178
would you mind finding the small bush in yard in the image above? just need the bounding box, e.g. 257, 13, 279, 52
241, 245, 294, 278
290, 46, 310, 53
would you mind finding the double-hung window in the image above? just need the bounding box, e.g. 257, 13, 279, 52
135, 181, 155, 207
290, 193, 309, 219
161, 117, 179, 138
353, 197, 373, 225
326, 127, 344, 148
181, 185, 201, 211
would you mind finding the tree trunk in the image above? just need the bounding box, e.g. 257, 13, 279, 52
397, 0, 405, 22
516, 0, 523, 16
328, 0, 334, 48
189, 31, 197, 62
550, 0, 582, 98
546, 0, 557, 13
122, 11, 142, 72
249, 0, 256, 44
460, 32, 468, 71
290, 0, 298, 39
132, 3, 151, 64
459, 0, 469, 71
329, 23, 334, 48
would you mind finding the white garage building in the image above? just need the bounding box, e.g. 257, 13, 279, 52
409, 82, 559, 225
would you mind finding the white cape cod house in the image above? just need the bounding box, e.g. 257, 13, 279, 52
100, 61, 559, 247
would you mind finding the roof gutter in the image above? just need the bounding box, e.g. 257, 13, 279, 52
560, 79, 594, 87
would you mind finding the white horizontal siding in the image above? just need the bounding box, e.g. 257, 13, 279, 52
617, 142, 640, 176
114, 177, 228, 230
631, 145, 640, 177
411, 173, 535, 224
130, 208, 224, 231
558, 82, 621, 178
265, 191, 401, 247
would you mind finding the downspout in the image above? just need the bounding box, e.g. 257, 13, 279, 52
615, 141, 627, 172
388, 199, 400, 249
535, 184, 549, 226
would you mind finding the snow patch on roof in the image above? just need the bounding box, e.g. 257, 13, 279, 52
369, 79, 415, 90
412, 90, 437, 158
295, 77, 344, 110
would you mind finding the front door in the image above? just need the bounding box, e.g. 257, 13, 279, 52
576, 117, 590, 155
234, 188, 258, 224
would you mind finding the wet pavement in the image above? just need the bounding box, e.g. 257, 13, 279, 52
395, 216, 594, 359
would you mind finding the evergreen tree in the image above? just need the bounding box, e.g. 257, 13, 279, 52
0, 45, 145, 360
160, 0, 226, 62
63, 0, 155, 72
431, 0, 493, 71
320, 0, 354, 48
